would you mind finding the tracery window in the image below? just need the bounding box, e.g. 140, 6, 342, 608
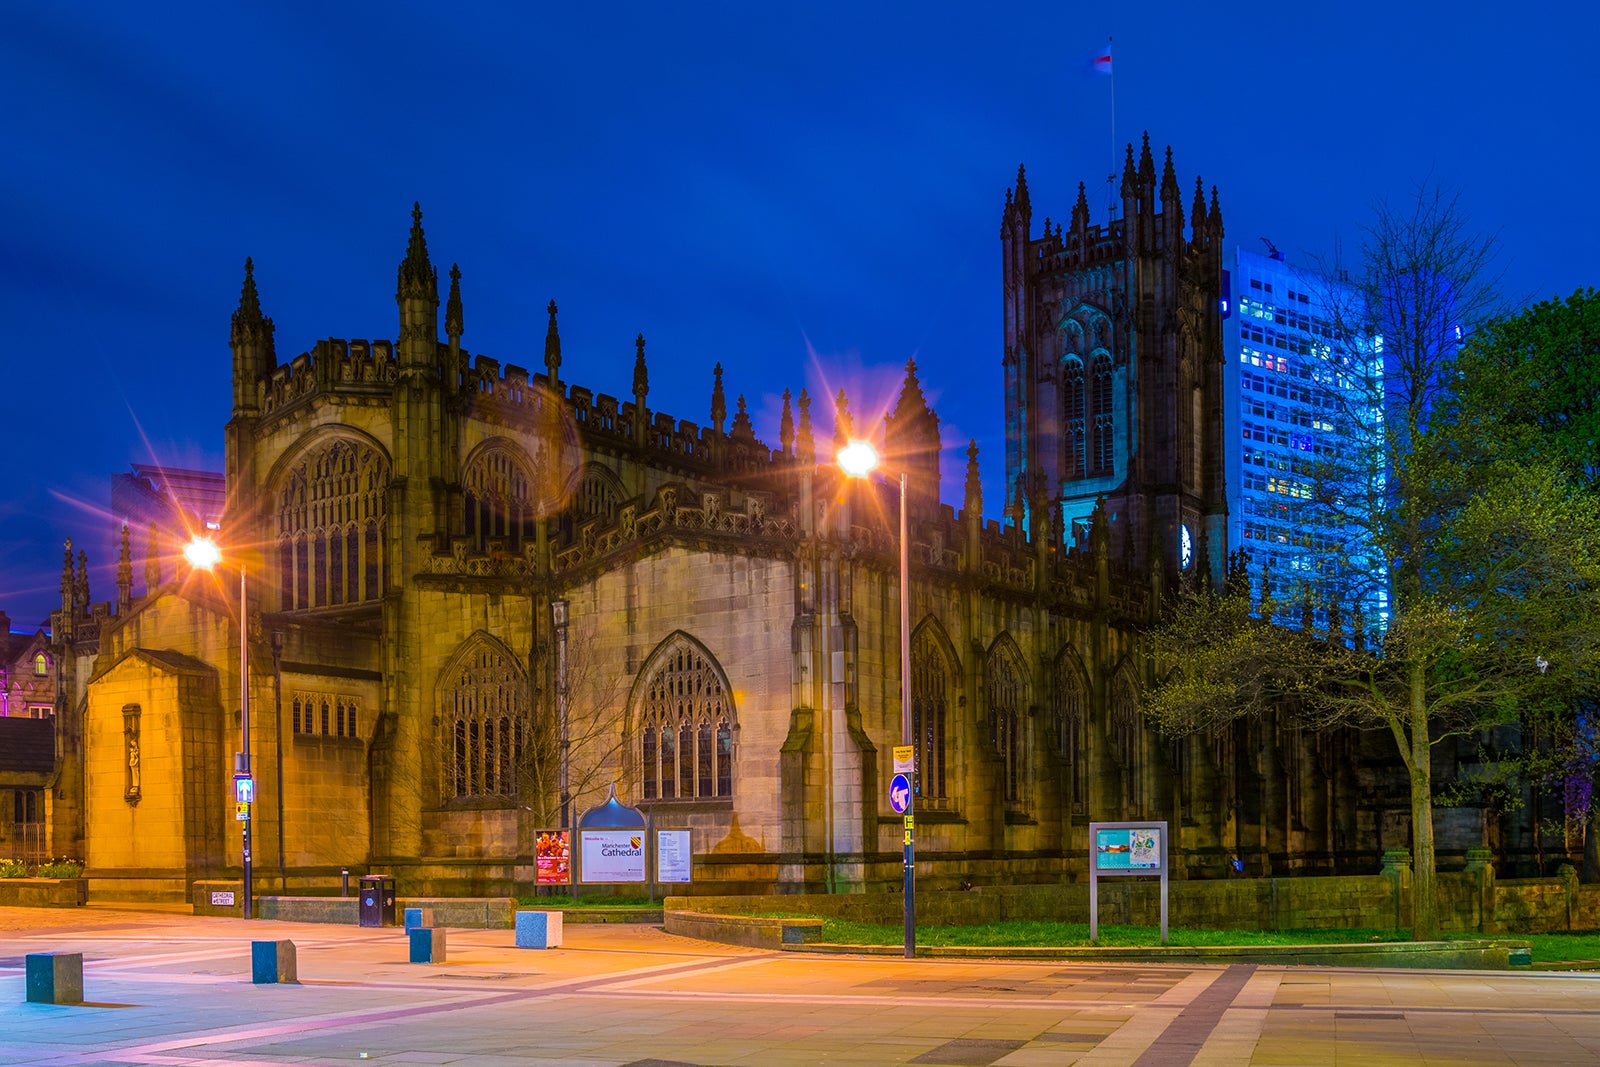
1111, 671, 1140, 809
439, 638, 527, 801
1063, 358, 1086, 479
1054, 653, 1088, 813
277, 438, 389, 610
911, 629, 950, 802
32, 653, 48, 676
638, 637, 733, 800
987, 643, 1026, 807
1092, 353, 1115, 474
463, 443, 540, 553
559, 465, 623, 543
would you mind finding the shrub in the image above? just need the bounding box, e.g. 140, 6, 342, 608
36, 858, 83, 878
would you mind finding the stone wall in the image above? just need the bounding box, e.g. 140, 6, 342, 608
669, 869, 1600, 935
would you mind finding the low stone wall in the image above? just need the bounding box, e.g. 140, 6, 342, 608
0, 878, 87, 908
256, 896, 361, 924
666, 910, 824, 949
252, 896, 515, 927
667, 866, 1600, 936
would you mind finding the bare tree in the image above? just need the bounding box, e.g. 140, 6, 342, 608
521, 617, 631, 831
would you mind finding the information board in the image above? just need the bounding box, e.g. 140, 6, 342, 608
657, 829, 692, 883
1087, 820, 1169, 945
580, 829, 646, 883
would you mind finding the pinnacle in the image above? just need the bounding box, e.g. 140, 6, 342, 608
632, 333, 648, 399
397, 201, 436, 300
544, 299, 562, 372
445, 263, 463, 338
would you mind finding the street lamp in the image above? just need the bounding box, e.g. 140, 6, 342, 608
838, 439, 914, 958
185, 536, 253, 920
551, 598, 574, 903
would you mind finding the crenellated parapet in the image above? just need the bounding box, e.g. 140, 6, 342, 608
258, 339, 398, 418
551, 483, 800, 576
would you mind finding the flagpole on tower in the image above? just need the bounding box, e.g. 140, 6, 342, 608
1102, 36, 1116, 216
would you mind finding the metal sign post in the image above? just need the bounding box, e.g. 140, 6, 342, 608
1087, 821, 1169, 945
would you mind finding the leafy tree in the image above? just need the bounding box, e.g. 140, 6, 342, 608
1450, 288, 1600, 486
1148, 186, 1600, 939
1151, 465, 1600, 938
1446, 289, 1600, 877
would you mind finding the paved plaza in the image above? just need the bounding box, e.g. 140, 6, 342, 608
2, 907, 1599, 1066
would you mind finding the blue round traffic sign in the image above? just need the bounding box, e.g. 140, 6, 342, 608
889, 773, 912, 814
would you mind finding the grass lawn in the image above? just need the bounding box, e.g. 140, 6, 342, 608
816, 919, 1407, 948
815, 919, 1600, 964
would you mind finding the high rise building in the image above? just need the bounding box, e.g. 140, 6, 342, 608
1223, 246, 1388, 636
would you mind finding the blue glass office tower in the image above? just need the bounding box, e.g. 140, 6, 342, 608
1223, 247, 1388, 637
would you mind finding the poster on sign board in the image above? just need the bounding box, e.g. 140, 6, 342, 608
1094, 826, 1162, 870
657, 829, 692, 883
535, 829, 570, 884
580, 829, 646, 883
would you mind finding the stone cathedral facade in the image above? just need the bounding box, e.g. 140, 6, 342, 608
52, 143, 1505, 904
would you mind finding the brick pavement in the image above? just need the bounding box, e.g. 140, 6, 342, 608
3, 908, 1599, 1066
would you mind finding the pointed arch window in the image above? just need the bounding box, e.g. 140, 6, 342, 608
1054, 654, 1088, 814
1111, 671, 1140, 811
1063, 358, 1086, 479
911, 630, 950, 802
438, 638, 527, 802
987, 645, 1026, 807
1092, 353, 1115, 474
560, 465, 623, 544
276, 438, 389, 610
639, 638, 734, 801
463, 443, 540, 554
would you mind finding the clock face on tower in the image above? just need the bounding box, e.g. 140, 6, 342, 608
1180, 524, 1193, 570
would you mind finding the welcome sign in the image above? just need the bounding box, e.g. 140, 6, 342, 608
579, 829, 646, 883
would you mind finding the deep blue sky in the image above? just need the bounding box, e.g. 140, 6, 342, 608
2, 2, 1593, 629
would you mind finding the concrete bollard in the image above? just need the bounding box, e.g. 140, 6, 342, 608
251, 940, 298, 983
515, 910, 563, 949
408, 927, 446, 964
25, 953, 84, 1005
403, 906, 434, 932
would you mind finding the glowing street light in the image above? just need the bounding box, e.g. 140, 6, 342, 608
838, 439, 915, 958
186, 536, 253, 919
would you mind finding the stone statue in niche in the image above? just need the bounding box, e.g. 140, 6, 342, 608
125, 735, 140, 800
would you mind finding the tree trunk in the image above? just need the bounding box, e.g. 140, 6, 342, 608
1408, 669, 1437, 941
1584, 764, 1600, 884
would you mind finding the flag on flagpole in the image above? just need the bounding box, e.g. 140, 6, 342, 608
1092, 40, 1112, 76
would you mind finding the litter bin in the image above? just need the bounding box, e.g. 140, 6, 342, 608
358, 874, 396, 928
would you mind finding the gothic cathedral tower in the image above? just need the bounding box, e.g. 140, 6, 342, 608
1002, 136, 1228, 588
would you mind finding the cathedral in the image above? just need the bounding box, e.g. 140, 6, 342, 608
49, 140, 1505, 904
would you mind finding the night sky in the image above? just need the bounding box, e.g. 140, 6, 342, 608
2, 2, 1593, 630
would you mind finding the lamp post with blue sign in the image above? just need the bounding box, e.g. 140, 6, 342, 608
186, 536, 253, 919
839, 439, 915, 958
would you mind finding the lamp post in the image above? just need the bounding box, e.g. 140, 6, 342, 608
838, 439, 914, 958
551, 598, 574, 903
185, 536, 252, 919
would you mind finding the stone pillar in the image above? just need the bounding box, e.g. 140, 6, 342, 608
1381, 848, 1413, 934
1463, 847, 1496, 934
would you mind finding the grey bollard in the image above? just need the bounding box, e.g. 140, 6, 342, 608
25, 953, 84, 1005
251, 939, 297, 983
408, 927, 446, 963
